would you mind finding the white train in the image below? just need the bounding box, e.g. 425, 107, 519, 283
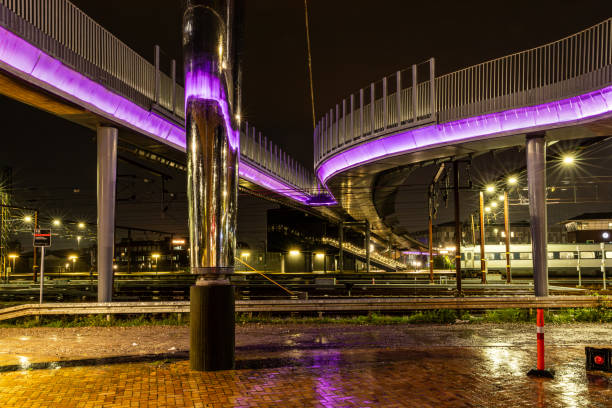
459, 243, 612, 277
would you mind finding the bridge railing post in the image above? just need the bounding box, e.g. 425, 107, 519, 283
154, 45, 160, 104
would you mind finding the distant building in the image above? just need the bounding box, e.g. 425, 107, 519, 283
563, 212, 612, 243
114, 237, 188, 272
413, 219, 566, 248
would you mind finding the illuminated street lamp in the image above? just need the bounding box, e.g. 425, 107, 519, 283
491, 201, 498, 208
498, 194, 505, 202
77, 222, 86, 229
507, 176, 518, 185
23, 215, 32, 223
562, 155, 575, 165
151, 253, 160, 276
485, 207, 491, 213
52, 219, 61, 227
68, 255, 78, 273
289, 249, 300, 256
8, 253, 18, 277
485, 185, 495, 193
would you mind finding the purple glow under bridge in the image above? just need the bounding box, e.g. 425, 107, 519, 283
0, 25, 312, 204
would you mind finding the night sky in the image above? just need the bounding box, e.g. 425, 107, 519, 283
1, 1, 612, 249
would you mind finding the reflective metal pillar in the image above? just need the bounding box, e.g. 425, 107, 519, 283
184, 0, 243, 371
97, 126, 117, 302
526, 133, 548, 297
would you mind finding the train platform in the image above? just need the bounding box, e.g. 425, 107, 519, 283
0, 323, 610, 407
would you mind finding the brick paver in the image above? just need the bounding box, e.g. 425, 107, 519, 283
0, 344, 610, 407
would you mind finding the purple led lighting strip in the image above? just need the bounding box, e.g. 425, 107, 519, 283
0, 25, 312, 204
317, 86, 612, 184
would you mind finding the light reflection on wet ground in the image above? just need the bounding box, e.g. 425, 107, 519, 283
0, 324, 610, 407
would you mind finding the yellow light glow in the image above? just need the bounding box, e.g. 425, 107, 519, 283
68, 255, 78, 261
444, 246, 456, 251
508, 177, 517, 185
485, 207, 491, 213
172, 239, 186, 245
289, 250, 300, 256
485, 185, 495, 193
491, 202, 498, 208
563, 155, 575, 165
315, 252, 324, 259
439, 250, 449, 254
23, 216, 32, 223
52, 219, 61, 226
151, 253, 160, 259
241, 251, 251, 258
498, 194, 505, 201
78, 222, 85, 229
8, 253, 18, 259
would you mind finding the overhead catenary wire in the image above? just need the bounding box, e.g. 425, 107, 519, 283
304, 0, 316, 130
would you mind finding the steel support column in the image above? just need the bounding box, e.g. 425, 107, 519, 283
338, 222, 344, 272
184, 0, 243, 371
453, 161, 462, 294
526, 134, 548, 297
97, 126, 117, 303
365, 221, 371, 273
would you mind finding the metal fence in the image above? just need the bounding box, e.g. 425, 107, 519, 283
315, 18, 612, 168
0, 0, 315, 197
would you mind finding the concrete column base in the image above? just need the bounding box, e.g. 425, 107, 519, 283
190, 282, 235, 371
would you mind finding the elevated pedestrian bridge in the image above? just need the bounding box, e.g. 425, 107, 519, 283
0, 0, 315, 205
314, 18, 612, 247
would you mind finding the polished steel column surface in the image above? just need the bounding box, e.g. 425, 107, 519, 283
183, 0, 243, 371
526, 133, 548, 297
97, 126, 117, 302
184, 0, 238, 277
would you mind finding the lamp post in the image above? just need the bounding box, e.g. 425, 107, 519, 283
479, 191, 486, 284
152, 253, 160, 276
8, 253, 18, 282
503, 191, 511, 283
69, 255, 78, 274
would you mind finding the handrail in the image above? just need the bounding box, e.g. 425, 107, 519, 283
315, 18, 612, 170
0, 0, 317, 198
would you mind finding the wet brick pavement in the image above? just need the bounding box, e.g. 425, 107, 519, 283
0, 324, 611, 407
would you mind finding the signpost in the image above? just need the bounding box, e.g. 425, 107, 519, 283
33, 229, 51, 304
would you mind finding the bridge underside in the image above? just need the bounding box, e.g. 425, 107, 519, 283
325, 114, 612, 251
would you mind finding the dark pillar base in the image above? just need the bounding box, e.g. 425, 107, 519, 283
190, 283, 235, 371
527, 368, 555, 378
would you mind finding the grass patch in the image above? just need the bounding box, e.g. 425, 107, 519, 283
0, 307, 610, 327
0, 313, 186, 328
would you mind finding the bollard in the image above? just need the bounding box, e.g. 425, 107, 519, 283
527, 309, 554, 378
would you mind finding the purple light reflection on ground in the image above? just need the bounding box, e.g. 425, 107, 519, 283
312, 351, 357, 408
317, 86, 612, 184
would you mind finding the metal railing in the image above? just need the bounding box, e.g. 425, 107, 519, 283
314, 60, 436, 166
315, 18, 612, 169
321, 237, 406, 270
0, 0, 316, 197
240, 123, 315, 194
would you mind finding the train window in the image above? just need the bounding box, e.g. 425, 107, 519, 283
559, 252, 575, 259
513, 253, 520, 260
580, 252, 595, 259
606, 251, 612, 258
519, 252, 532, 260
461, 253, 465, 261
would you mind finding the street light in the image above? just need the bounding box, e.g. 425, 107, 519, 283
77, 222, 85, 229
491, 201, 498, 208
562, 155, 575, 165
68, 255, 78, 273
485, 185, 495, 193
485, 207, 491, 213
52, 219, 61, 227
498, 194, 505, 202
151, 253, 160, 276
23, 215, 32, 223
289, 249, 300, 256
507, 176, 518, 185
8, 253, 18, 278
